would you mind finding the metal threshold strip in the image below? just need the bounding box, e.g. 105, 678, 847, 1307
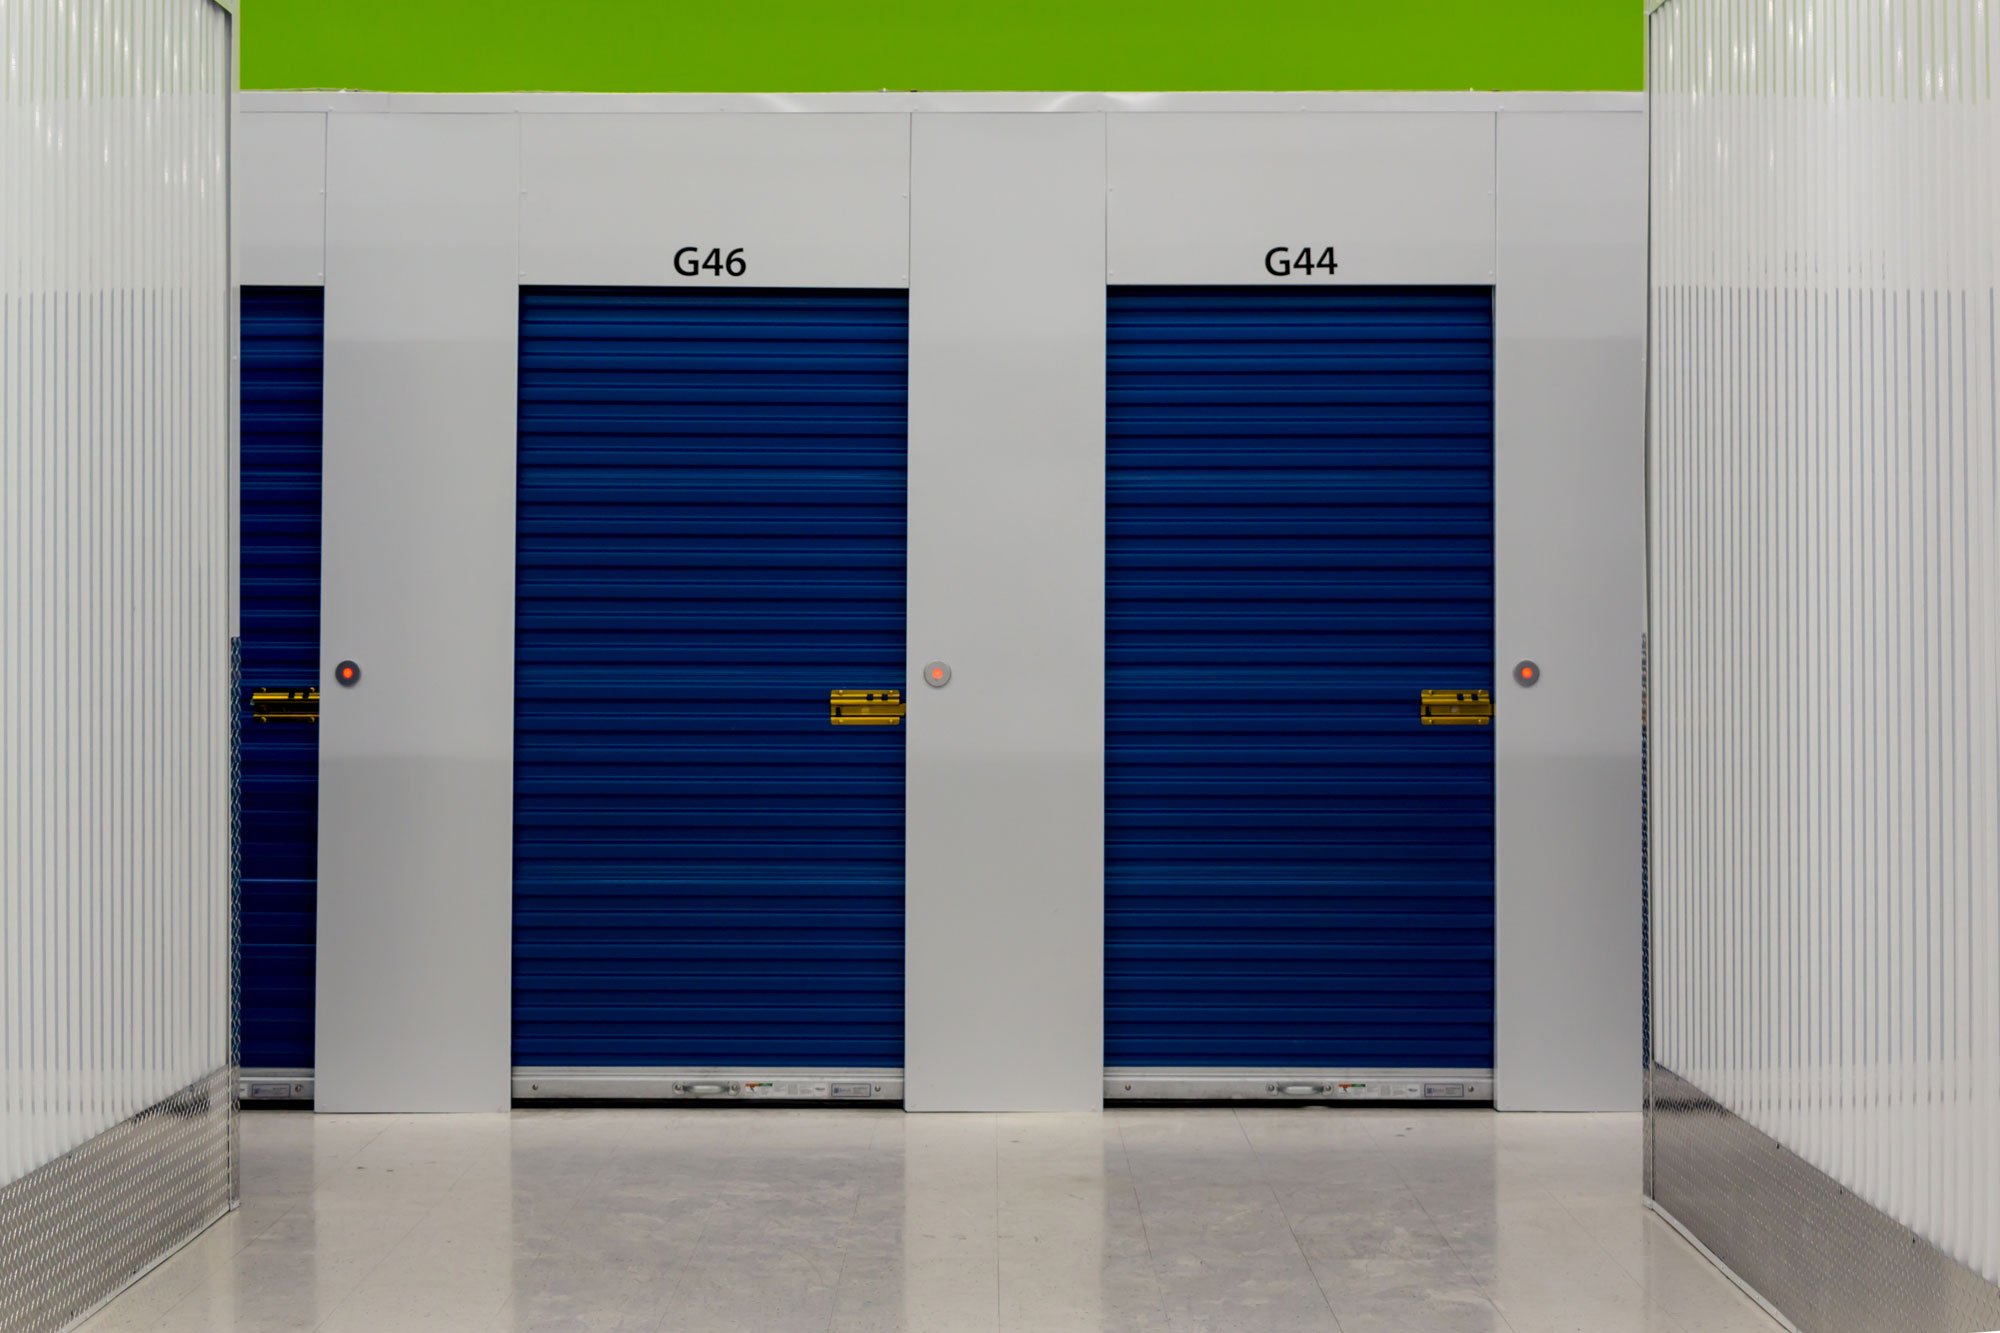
1105, 1069, 1493, 1102
512, 1068, 905, 1102
239, 1069, 315, 1102
251, 1069, 1490, 1105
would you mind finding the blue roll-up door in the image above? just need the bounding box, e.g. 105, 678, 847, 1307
513, 287, 907, 1071
1106, 286, 1495, 1073
238, 287, 325, 1072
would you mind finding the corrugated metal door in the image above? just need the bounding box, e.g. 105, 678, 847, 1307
238, 286, 325, 1072
1106, 286, 1495, 1074
513, 288, 907, 1073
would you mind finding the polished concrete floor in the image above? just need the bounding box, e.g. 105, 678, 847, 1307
82, 1106, 1779, 1333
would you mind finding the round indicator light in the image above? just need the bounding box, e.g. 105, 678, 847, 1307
335, 660, 362, 687
922, 661, 952, 689
1513, 660, 1540, 687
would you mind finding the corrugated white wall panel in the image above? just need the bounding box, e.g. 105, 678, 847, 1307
1649, 0, 2000, 1283
0, 0, 234, 1186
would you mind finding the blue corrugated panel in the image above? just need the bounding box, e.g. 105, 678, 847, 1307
513, 288, 908, 1069
238, 286, 324, 1070
1106, 286, 1495, 1070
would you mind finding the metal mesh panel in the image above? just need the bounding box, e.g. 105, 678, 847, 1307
229, 634, 245, 1202
1640, 633, 1653, 1200
230, 632, 244, 1079
1638, 630, 1650, 1074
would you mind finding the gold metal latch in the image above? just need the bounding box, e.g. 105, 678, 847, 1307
1420, 689, 1493, 726
251, 687, 320, 723
829, 689, 905, 726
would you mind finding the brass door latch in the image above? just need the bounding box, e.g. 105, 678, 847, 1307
829, 689, 905, 726
250, 687, 320, 723
1420, 689, 1492, 726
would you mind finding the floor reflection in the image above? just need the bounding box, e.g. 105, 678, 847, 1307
77, 1106, 1779, 1333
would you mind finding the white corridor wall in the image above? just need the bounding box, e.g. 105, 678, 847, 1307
0, 0, 235, 1185
1648, 0, 2000, 1288
238, 90, 1647, 1115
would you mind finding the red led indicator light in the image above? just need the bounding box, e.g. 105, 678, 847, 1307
335, 660, 362, 687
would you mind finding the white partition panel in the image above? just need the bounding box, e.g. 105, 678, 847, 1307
1, 0, 234, 1186
1, 0, 237, 1325
316, 113, 520, 1113
1494, 111, 1646, 1113
905, 113, 1107, 1112
1649, 0, 2000, 1303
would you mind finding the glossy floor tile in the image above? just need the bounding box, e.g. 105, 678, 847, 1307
78, 1107, 1781, 1332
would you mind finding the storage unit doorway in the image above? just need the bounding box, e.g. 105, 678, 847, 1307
238, 286, 326, 1088
1105, 286, 1496, 1101
511, 286, 910, 1101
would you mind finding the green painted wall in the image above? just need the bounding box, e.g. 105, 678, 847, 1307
241, 1, 1641, 93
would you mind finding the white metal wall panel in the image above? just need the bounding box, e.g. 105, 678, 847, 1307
1494, 111, 1647, 1112
238, 91, 1647, 1114
905, 113, 1106, 1112
316, 113, 519, 1113
1649, 0, 2000, 1284
1106, 113, 1495, 286
0, 0, 234, 1183
237, 112, 327, 285
519, 113, 910, 287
